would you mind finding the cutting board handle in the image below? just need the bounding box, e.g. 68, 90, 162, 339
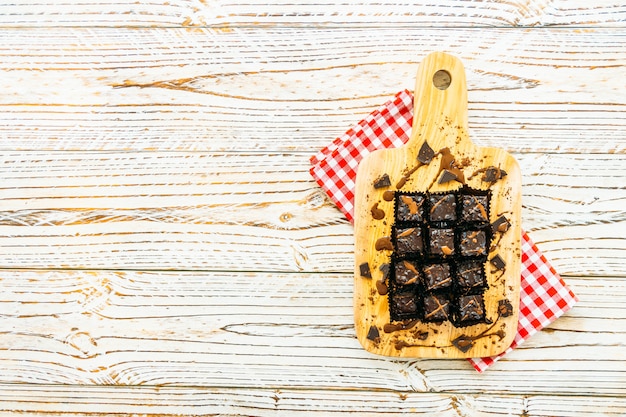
408, 52, 469, 149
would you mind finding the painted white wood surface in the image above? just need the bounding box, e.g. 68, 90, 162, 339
0, 1, 624, 415
1, 27, 624, 153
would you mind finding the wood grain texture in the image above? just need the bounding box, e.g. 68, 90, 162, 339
0, 270, 623, 394
0, 0, 624, 27
0, 151, 622, 276
0, 27, 624, 153
0, 385, 625, 416
0, 1, 624, 414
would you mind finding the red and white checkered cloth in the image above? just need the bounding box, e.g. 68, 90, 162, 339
310, 90, 578, 372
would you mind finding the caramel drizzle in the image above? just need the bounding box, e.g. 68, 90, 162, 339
375, 236, 393, 251
400, 195, 421, 215
403, 260, 419, 275
395, 162, 423, 189
424, 296, 450, 320
370, 202, 385, 220
382, 190, 395, 201
384, 319, 419, 333
470, 195, 488, 220
398, 228, 416, 238
429, 195, 450, 216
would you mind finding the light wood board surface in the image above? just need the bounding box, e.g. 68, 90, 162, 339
353, 52, 521, 358
0, 1, 625, 415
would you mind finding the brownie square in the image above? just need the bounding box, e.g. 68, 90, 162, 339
460, 194, 489, 222
391, 291, 418, 315
422, 263, 452, 291
423, 294, 450, 322
394, 260, 420, 286
429, 228, 455, 256
457, 294, 485, 324
428, 194, 456, 222
459, 229, 487, 256
456, 260, 486, 290
396, 194, 425, 222
395, 227, 423, 255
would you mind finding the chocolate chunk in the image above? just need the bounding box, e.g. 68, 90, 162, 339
396, 194, 425, 222
359, 262, 372, 278
429, 228, 455, 256
395, 227, 423, 255
438, 148, 465, 184
438, 169, 458, 184
373, 173, 391, 189
491, 215, 511, 233
422, 263, 452, 291
456, 260, 486, 291
394, 260, 420, 286
498, 299, 514, 318
375, 236, 393, 251
391, 292, 418, 315
417, 141, 435, 164
457, 294, 485, 324
423, 294, 450, 322
429, 194, 456, 222
459, 230, 487, 257
460, 194, 489, 222
379, 263, 390, 280
366, 325, 380, 341
490, 254, 506, 271
452, 335, 475, 353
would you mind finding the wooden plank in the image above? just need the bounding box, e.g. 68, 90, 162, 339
0, 151, 623, 276
0, 385, 624, 416
0, 0, 623, 27
0, 27, 624, 153
0, 270, 623, 394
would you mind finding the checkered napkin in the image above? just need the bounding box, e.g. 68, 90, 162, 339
309, 90, 578, 372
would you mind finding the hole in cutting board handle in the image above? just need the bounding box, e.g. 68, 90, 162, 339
433, 69, 452, 90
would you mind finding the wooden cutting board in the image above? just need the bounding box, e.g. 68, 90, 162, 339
353, 52, 521, 358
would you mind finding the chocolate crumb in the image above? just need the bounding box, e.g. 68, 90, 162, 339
359, 262, 372, 278
490, 254, 506, 271
417, 141, 435, 164
373, 174, 391, 189
366, 325, 380, 341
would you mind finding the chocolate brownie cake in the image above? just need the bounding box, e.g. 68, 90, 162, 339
387, 187, 492, 325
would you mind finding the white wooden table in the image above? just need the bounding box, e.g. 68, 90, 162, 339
0, 1, 625, 415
